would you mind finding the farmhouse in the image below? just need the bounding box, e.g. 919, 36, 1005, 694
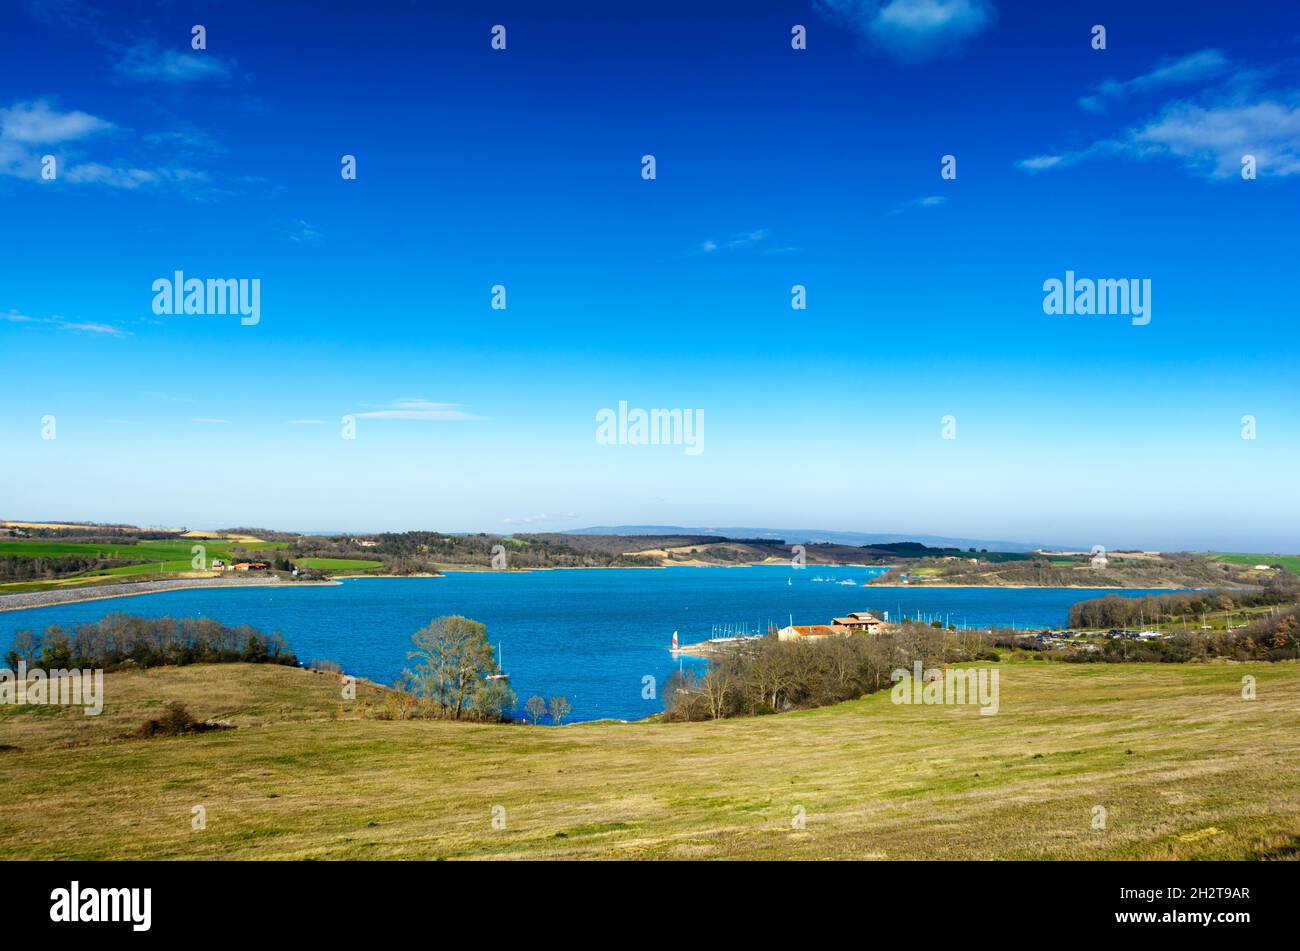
831, 611, 885, 633
777, 624, 840, 641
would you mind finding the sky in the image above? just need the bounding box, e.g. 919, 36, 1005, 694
1, 0, 1297, 550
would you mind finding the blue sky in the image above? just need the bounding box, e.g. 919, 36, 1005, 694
1, 0, 1297, 550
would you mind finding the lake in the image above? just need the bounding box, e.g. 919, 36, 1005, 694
0, 565, 1175, 722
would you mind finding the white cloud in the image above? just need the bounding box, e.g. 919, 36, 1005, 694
891, 195, 949, 213
502, 513, 578, 525
899, 195, 942, 212
727, 228, 769, 248
286, 219, 325, 244
60, 321, 130, 336
816, 0, 995, 62
1127, 97, 1300, 177
698, 228, 791, 254
0, 98, 206, 189
1016, 154, 1065, 172
1079, 49, 1230, 112
354, 399, 481, 421
2, 308, 131, 337
62, 162, 208, 189
143, 128, 226, 154
116, 43, 233, 83
1018, 51, 1300, 180
1019, 94, 1300, 179
0, 99, 112, 144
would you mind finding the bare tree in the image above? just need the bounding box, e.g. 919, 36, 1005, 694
525, 694, 547, 724
548, 696, 571, 725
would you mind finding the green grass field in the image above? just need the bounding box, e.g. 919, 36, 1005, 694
1211, 552, 1300, 574
0, 538, 241, 594
0, 539, 229, 562
1, 660, 1296, 860
0, 537, 385, 593
296, 558, 384, 571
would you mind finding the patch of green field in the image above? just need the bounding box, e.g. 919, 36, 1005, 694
1211, 552, 1300, 574
0, 539, 225, 557
1, 660, 1296, 860
0, 538, 242, 592
296, 558, 384, 571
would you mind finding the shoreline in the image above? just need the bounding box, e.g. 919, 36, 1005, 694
0, 576, 340, 613
0, 566, 1220, 614
864, 582, 1201, 590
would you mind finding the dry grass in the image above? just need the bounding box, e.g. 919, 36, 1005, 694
1, 660, 1297, 860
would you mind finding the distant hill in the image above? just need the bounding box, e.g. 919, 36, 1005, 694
566, 525, 1053, 553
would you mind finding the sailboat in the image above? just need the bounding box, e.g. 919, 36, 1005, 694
486, 642, 509, 681
669, 630, 684, 655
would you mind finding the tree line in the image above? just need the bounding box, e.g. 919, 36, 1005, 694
4, 613, 297, 671
0, 554, 147, 581
663, 622, 999, 721
1067, 583, 1298, 629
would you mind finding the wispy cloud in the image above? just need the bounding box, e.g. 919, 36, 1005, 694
1019, 55, 1300, 180
1125, 96, 1300, 177
0, 98, 208, 190
816, 0, 996, 62
726, 228, 768, 248
287, 419, 324, 425
1020, 94, 1300, 179
22, 0, 99, 28
1016, 154, 1068, 171
286, 219, 325, 244
1079, 49, 1230, 113
698, 228, 795, 254
2, 308, 131, 337
63, 163, 208, 189
892, 194, 948, 213
502, 512, 578, 525
0, 98, 113, 144
143, 128, 227, 156
353, 399, 482, 421
115, 42, 233, 83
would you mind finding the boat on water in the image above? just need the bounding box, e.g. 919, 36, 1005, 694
486, 641, 510, 681
838, 579, 857, 585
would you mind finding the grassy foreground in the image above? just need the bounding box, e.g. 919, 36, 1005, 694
2, 661, 1298, 860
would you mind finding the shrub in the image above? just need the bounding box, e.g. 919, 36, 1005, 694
133, 701, 198, 738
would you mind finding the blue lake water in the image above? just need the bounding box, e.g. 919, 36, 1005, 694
0, 566, 1177, 722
